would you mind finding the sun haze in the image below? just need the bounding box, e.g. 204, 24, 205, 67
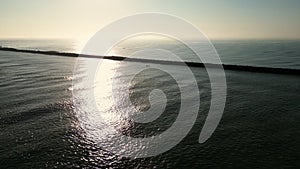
0, 0, 299, 40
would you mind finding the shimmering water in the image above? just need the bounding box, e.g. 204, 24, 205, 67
0, 39, 299, 168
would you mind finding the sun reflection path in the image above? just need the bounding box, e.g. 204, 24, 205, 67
72, 13, 226, 158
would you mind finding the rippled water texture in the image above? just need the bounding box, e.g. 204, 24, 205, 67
0, 39, 299, 168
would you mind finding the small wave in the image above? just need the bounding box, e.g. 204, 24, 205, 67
0, 101, 74, 127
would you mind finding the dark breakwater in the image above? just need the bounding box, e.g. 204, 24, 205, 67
1, 46, 299, 75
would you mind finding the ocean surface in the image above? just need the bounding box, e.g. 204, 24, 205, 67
0, 39, 299, 168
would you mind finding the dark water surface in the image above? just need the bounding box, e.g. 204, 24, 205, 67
0, 49, 299, 168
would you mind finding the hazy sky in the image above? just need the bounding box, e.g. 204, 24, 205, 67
0, 0, 300, 39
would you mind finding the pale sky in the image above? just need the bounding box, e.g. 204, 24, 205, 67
0, 0, 300, 40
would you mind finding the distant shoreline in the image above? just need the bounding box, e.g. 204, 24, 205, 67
1, 46, 299, 75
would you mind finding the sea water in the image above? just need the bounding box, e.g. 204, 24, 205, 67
0, 39, 299, 168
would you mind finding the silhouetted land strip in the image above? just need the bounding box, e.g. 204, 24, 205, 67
1, 46, 299, 75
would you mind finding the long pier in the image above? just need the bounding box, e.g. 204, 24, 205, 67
1, 46, 299, 75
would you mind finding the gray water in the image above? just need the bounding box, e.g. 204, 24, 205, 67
0, 39, 299, 168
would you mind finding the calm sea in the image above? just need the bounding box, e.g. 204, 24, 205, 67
0, 39, 299, 168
